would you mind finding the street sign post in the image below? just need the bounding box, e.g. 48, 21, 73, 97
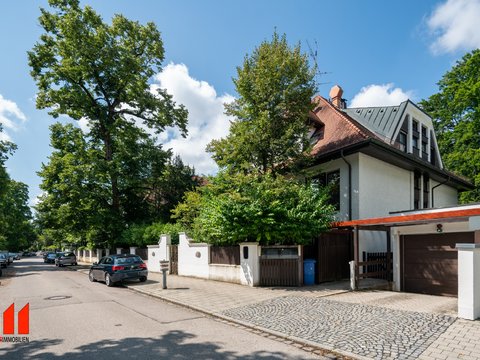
159, 260, 169, 289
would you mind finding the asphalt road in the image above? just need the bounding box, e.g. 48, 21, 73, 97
0, 257, 320, 359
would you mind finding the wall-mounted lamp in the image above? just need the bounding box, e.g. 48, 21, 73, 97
436, 224, 443, 233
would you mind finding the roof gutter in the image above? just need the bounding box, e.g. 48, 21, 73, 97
340, 149, 352, 221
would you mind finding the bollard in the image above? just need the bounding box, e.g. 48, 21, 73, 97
159, 260, 169, 289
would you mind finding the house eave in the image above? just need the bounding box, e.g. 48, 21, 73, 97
312, 139, 473, 191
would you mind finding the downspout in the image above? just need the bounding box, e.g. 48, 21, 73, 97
341, 149, 352, 221
431, 176, 450, 208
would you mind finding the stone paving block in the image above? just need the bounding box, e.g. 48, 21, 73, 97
222, 296, 455, 360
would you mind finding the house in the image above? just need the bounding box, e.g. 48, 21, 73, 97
304, 85, 476, 297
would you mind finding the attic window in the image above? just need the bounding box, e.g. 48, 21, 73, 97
393, 108, 397, 112
356, 109, 361, 113
310, 126, 324, 144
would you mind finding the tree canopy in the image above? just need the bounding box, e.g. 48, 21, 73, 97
421, 49, 480, 202
173, 172, 334, 245
207, 32, 316, 175
29, 0, 190, 247
0, 126, 36, 251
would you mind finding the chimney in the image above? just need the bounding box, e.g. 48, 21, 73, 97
329, 85, 344, 109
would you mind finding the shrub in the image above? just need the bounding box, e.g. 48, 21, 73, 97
188, 172, 334, 245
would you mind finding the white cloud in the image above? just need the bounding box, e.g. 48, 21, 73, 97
30, 191, 45, 208
78, 117, 90, 133
152, 63, 234, 175
427, 0, 480, 54
350, 83, 413, 108
0, 94, 26, 141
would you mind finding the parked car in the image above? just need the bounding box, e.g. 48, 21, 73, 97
89, 254, 148, 287
55, 252, 77, 267
6, 253, 14, 264
44, 253, 59, 264
0, 253, 7, 268
13, 253, 20, 260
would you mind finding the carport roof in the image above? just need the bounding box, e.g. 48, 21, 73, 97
332, 204, 480, 230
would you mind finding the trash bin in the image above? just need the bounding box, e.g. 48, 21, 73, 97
303, 259, 316, 285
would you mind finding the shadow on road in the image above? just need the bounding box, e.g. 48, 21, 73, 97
0, 330, 312, 360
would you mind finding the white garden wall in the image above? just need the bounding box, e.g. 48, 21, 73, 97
147, 234, 260, 286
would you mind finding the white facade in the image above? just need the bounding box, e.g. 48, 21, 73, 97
309, 151, 460, 255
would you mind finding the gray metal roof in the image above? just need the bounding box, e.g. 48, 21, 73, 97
343, 100, 409, 142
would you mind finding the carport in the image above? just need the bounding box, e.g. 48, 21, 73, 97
334, 204, 480, 303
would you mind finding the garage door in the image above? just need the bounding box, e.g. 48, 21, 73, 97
401, 232, 474, 297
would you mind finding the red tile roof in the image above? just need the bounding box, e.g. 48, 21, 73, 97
310, 96, 381, 156
333, 205, 480, 228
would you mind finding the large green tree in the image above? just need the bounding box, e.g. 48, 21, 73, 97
207, 32, 316, 175
0, 126, 36, 251
29, 0, 188, 245
421, 49, 480, 202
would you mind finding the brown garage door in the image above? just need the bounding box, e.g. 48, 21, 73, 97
401, 232, 474, 297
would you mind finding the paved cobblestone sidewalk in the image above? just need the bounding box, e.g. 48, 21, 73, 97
222, 296, 455, 360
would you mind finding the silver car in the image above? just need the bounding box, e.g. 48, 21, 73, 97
55, 252, 77, 267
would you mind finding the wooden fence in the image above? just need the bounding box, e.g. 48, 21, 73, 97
359, 251, 393, 281
259, 246, 301, 287
210, 246, 240, 265
136, 248, 148, 260
259, 258, 301, 287
169, 245, 178, 275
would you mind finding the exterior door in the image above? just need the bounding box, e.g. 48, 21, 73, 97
401, 232, 474, 296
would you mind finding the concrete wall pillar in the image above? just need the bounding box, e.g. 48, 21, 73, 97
159, 234, 171, 261
96, 249, 102, 262
89, 249, 92, 262
457, 243, 480, 320
129, 247, 137, 255
239, 243, 260, 286
105, 249, 110, 256
116, 248, 122, 255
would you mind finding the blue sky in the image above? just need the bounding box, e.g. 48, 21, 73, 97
1, 0, 479, 206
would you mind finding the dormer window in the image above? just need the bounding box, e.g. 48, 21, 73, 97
412, 119, 420, 157
421, 125, 428, 160
398, 131, 407, 152
309, 126, 324, 144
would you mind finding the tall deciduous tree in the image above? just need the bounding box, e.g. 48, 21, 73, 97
28, 0, 188, 244
0, 126, 36, 251
207, 32, 316, 175
421, 49, 480, 202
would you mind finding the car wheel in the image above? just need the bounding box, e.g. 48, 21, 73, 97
105, 273, 114, 287
89, 270, 96, 282
55, 263, 58, 267
139, 276, 147, 283
73, 262, 77, 266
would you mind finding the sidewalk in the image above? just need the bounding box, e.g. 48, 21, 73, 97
77, 265, 480, 360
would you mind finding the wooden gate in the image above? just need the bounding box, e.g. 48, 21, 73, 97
259, 246, 301, 287
169, 245, 178, 275
362, 251, 393, 281
306, 230, 353, 283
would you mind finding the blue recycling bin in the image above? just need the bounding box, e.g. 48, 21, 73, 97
303, 259, 316, 285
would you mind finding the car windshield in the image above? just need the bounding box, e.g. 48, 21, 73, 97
115, 256, 142, 265
47, 254, 57, 258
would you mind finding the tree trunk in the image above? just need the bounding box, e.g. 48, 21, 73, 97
103, 130, 120, 213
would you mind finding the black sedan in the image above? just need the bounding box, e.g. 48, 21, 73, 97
89, 254, 148, 287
